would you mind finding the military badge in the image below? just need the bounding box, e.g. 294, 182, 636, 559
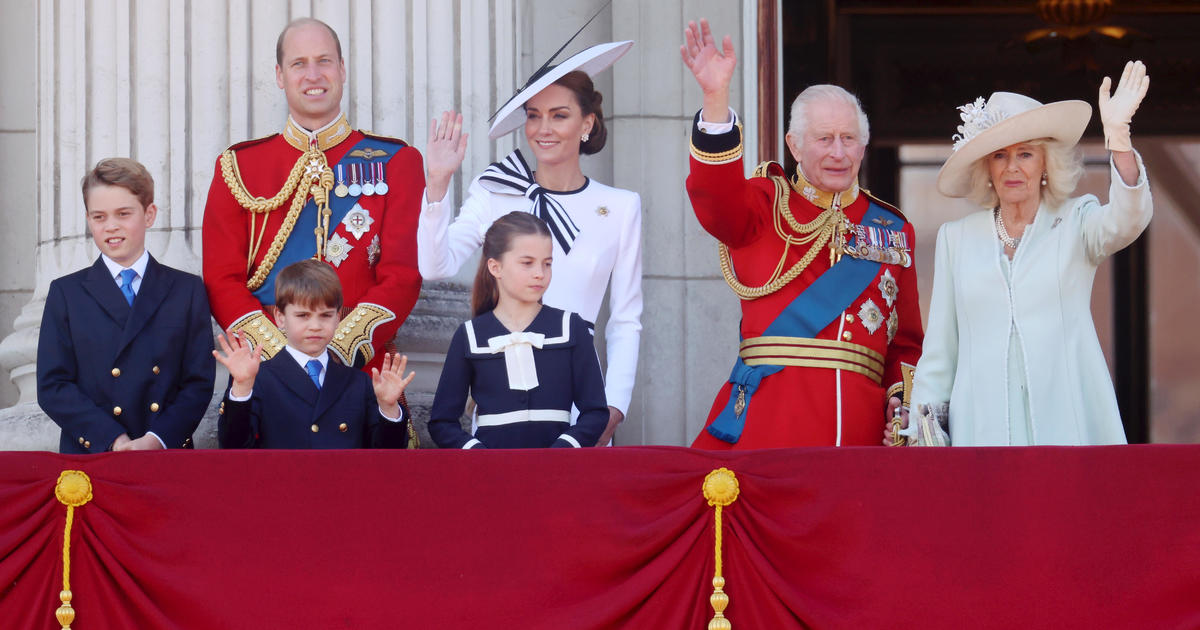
348, 164, 362, 197
325, 233, 353, 267
858, 298, 884, 334
361, 166, 376, 196
878, 269, 898, 307
372, 163, 389, 195
334, 164, 349, 198
342, 204, 374, 240
349, 147, 390, 160
887, 309, 899, 344
367, 234, 381, 267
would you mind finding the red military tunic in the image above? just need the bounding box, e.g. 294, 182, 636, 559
686, 114, 923, 448
202, 113, 423, 371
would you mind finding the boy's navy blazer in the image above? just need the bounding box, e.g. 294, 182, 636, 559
218, 350, 409, 449
37, 255, 216, 453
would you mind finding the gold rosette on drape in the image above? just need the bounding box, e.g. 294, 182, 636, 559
703, 468, 740, 629
53, 470, 93, 629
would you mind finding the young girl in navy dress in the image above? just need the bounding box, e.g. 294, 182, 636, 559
429, 212, 608, 448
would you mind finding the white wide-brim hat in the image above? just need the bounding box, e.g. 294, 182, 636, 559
936, 91, 1092, 198
488, 40, 634, 140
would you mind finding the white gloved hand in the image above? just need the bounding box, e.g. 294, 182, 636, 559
1098, 60, 1150, 153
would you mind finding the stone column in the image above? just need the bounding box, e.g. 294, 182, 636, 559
0, 0, 39, 410
609, 1, 757, 445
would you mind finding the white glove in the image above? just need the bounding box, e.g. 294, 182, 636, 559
1098, 60, 1150, 153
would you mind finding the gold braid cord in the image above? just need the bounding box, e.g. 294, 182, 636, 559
220, 145, 334, 291
703, 468, 740, 630
719, 175, 846, 300
54, 470, 93, 630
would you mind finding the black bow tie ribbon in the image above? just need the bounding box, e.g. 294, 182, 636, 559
478, 149, 581, 254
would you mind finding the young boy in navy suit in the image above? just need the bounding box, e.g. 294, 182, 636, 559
214, 259, 414, 448
37, 158, 216, 453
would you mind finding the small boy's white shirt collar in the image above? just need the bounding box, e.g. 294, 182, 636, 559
283, 345, 329, 374
101, 250, 150, 281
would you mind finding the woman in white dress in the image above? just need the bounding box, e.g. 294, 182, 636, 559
419, 42, 642, 444
896, 61, 1152, 446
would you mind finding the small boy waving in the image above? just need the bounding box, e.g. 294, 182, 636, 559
214, 260, 414, 448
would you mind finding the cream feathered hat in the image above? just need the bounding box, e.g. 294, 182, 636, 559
936, 92, 1092, 198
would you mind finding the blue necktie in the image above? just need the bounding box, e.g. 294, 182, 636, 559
118, 269, 137, 306
306, 359, 322, 389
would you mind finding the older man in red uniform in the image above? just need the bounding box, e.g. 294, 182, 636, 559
203, 18, 422, 370
681, 20, 923, 448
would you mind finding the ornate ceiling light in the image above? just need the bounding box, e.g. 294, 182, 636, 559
1025, 0, 1133, 45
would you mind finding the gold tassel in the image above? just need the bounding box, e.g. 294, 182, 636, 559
703, 468, 740, 630
53, 470, 93, 630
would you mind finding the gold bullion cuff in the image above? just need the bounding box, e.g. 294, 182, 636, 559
229, 311, 287, 360
690, 111, 744, 165
329, 302, 396, 367
886, 381, 904, 402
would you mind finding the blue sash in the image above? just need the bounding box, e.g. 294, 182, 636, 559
253, 137, 400, 304
707, 199, 903, 443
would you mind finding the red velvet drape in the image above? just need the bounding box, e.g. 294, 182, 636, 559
2, 446, 1199, 629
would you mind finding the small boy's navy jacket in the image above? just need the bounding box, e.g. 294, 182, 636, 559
429, 306, 608, 449
37, 255, 216, 453
218, 350, 409, 449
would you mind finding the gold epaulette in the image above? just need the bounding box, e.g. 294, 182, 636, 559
329, 303, 396, 367
751, 160, 787, 180
225, 133, 278, 154
229, 311, 287, 360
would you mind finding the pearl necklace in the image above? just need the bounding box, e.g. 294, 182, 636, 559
993, 207, 1021, 249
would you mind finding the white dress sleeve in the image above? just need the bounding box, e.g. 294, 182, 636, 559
416, 178, 496, 280
600, 191, 644, 415
904, 222, 960, 438
1079, 149, 1153, 264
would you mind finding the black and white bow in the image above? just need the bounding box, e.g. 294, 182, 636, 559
478, 150, 581, 254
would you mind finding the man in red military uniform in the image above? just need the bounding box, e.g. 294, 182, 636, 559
681, 19, 923, 448
203, 17, 422, 370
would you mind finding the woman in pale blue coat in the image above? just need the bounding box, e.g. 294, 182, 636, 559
897, 61, 1152, 446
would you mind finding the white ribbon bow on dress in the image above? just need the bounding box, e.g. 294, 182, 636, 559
487, 331, 546, 391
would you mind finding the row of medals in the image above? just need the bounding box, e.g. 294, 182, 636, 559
834, 218, 912, 268
333, 162, 389, 198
